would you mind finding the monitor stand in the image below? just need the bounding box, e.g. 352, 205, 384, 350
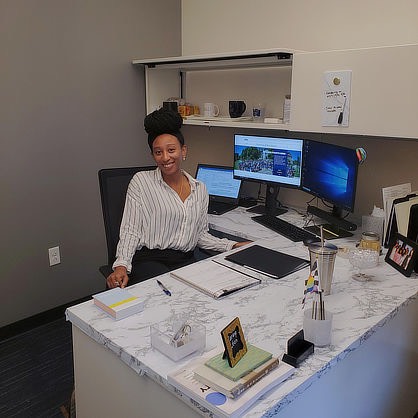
304, 205, 357, 239
247, 205, 287, 216
246, 184, 287, 217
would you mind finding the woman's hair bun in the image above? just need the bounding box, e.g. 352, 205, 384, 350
144, 108, 183, 136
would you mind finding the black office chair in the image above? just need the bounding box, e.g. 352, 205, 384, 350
97, 166, 235, 280
98, 166, 156, 278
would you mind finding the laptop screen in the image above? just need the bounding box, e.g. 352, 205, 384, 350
195, 164, 242, 203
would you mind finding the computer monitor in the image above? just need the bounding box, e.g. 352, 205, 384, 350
301, 139, 358, 234
195, 164, 241, 202
233, 133, 304, 216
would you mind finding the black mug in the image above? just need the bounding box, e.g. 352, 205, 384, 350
163, 101, 178, 113
229, 100, 246, 118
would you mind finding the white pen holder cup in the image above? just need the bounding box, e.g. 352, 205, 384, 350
303, 309, 333, 347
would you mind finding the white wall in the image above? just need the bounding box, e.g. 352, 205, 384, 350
182, 0, 418, 54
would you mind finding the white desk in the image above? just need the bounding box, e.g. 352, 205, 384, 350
66, 208, 418, 418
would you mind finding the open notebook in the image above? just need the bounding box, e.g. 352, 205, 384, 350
195, 164, 242, 215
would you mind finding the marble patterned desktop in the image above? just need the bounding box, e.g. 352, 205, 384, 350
66, 207, 418, 417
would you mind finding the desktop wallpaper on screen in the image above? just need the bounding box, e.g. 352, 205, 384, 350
233, 135, 302, 188
302, 141, 357, 211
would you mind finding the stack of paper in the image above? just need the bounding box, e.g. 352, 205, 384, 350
170, 260, 261, 299
93, 287, 144, 320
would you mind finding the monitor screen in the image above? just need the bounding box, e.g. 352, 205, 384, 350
195, 164, 241, 200
301, 140, 358, 213
233, 133, 304, 216
233, 134, 303, 188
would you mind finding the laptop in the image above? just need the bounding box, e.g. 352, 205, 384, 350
195, 164, 242, 215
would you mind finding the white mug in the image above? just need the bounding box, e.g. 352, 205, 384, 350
203, 102, 220, 117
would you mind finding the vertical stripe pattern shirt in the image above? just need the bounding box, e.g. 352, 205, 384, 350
113, 168, 236, 273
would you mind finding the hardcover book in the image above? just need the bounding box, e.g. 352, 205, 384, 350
194, 357, 281, 398
204, 344, 272, 381
93, 287, 144, 320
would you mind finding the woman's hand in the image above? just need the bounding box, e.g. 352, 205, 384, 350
232, 241, 252, 249
106, 266, 129, 289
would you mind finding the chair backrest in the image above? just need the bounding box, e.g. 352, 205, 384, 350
98, 166, 156, 266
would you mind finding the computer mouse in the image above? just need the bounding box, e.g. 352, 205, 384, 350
303, 236, 321, 246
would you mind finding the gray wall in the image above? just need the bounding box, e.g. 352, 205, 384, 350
1, 0, 181, 327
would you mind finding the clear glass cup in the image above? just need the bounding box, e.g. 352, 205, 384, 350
348, 248, 379, 282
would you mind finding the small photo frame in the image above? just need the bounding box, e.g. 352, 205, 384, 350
221, 317, 247, 367
385, 233, 417, 277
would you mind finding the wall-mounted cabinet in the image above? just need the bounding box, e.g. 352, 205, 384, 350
132, 49, 299, 130
133, 44, 418, 139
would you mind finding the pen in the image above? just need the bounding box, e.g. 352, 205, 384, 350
156, 279, 171, 296
322, 227, 339, 238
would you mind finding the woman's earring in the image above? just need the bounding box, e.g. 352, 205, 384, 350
183, 156, 186, 161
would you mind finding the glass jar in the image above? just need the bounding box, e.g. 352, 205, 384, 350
359, 231, 381, 253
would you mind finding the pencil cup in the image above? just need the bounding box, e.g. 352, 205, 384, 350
303, 309, 333, 347
308, 242, 338, 295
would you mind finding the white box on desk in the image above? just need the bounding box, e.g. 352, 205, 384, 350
150, 320, 206, 361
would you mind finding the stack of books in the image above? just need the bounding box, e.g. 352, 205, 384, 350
195, 345, 280, 398
168, 345, 295, 418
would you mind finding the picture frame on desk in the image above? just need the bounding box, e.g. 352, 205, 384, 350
385, 232, 418, 277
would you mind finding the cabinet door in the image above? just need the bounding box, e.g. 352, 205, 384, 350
291, 44, 418, 139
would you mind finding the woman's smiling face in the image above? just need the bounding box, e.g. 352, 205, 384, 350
152, 134, 187, 176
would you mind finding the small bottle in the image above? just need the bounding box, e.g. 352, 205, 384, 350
283, 95, 291, 124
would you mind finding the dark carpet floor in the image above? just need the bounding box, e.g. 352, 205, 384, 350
0, 317, 74, 417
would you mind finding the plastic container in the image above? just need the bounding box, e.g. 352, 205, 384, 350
150, 320, 206, 361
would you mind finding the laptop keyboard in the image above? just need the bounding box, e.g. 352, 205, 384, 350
208, 201, 238, 215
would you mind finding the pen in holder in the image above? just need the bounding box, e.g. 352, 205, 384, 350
302, 268, 333, 347
303, 295, 333, 347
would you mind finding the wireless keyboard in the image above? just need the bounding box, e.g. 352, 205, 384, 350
252, 215, 317, 242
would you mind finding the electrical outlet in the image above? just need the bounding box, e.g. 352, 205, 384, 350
48, 246, 61, 266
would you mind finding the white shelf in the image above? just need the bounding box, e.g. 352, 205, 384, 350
183, 117, 291, 130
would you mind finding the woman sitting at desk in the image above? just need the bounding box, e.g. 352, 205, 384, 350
107, 108, 250, 289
